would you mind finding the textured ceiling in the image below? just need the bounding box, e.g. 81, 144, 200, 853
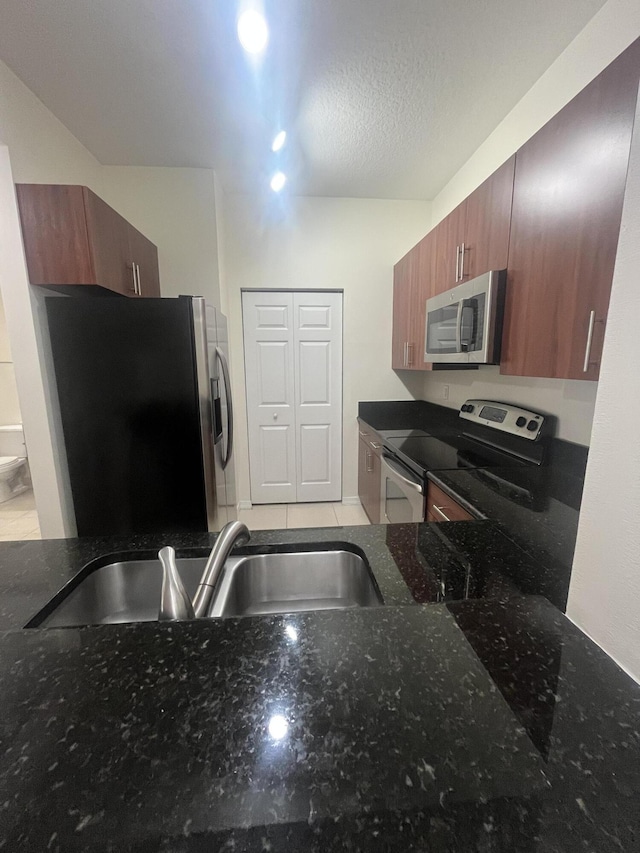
0, 0, 607, 199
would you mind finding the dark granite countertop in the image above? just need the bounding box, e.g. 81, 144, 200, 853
1, 563, 639, 851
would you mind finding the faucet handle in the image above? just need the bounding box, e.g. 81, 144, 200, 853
158, 546, 195, 621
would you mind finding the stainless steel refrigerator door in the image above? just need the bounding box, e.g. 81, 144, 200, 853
213, 310, 237, 521
192, 298, 226, 532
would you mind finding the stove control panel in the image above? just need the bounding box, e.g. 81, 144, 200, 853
459, 400, 545, 440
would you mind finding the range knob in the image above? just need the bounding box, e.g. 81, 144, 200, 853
516, 416, 527, 428
527, 419, 539, 432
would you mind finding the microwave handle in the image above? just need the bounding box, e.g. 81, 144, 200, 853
455, 300, 464, 353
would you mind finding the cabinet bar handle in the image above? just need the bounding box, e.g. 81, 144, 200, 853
359, 430, 369, 437
135, 263, 141, 296
370, 442, 381, 450
432, 505, 452, 522
455, 245, 460, 282
460, 243, 466, 280
583, 310, 596, 372
407, 343, 414, 366
130, 263, 137, 294
366, 449, 373, 473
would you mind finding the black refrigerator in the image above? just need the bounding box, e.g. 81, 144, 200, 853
46, 296, 236, 537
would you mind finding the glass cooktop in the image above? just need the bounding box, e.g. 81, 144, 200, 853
385, 434, 531, 478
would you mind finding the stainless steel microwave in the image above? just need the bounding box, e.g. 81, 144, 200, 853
424, 270, 506, 365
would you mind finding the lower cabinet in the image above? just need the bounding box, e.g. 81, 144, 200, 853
426, 481, 474, 523
358, 426, 382, 524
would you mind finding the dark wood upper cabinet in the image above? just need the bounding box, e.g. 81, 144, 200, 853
128, 224, 161, 298
433, 200, 466, 292
392, 231, 436, 371
463, 155, 515, 280
16, 184, 160, 298
82, 188, 134, 296
501, 41, 640, 380
431, 158, 514, 294
391, 250, 412, 369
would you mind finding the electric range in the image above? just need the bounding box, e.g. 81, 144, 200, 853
378, 400, 552, 523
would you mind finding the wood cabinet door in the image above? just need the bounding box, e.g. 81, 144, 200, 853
129, 224, 161, 297
16, 184, 95, 286
83, 188, 133, 296
463, 156, 515, 280
433, 200, 466, 294
409, 230, 437, 370
501, 41, 640, 380
358, 434, 381, 524
391, 251, 412, 368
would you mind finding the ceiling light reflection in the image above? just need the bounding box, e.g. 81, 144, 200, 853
272, 130, 287, 152
270, 171, 287, 192
237, 10, 269, 54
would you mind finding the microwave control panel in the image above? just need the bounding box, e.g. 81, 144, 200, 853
459, 399, 545, 441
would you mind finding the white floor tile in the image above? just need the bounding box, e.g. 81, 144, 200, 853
239, 504, 288, 530
334, 504, 371, 526
286, 503, 339, 529
0, 490, 36, 512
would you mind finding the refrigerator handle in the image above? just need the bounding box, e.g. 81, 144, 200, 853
216, 346, 234, 470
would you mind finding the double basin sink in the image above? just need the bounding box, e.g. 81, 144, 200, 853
27, 544, 383, 629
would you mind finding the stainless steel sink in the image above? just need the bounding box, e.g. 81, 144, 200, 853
209, 550, 382, 618
30, 556, 208, 628
27, 546, 382, 628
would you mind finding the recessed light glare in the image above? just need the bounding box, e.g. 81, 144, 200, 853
285, 624, 298, 642
268, 714, 288, 740
270, 171, 287, 192
272, 130, 287, 152
237, 10, 269, 54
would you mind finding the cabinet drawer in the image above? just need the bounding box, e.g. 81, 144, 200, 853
426, 481, 474, 522
357, 421, 383, 456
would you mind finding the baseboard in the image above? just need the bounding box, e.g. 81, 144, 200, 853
237, 500, 252, 511
341, 496, 362, 507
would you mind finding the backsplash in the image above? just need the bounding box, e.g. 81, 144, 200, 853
417, 367, 597, 446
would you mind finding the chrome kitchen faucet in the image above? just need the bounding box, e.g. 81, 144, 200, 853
158, 521, 251, 621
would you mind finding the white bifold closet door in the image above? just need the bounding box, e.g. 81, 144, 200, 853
242, 291, 343, 504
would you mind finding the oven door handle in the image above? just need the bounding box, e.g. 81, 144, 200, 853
382, 453, 424, 494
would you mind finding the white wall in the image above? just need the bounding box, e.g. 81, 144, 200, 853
219, 194, 432, 504
567, 91, 640, 683
414, 0, 640, 443
0, 296, 21, 425
0, 147, 77, 535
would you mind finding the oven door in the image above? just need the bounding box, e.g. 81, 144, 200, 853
381, 452, 426, 523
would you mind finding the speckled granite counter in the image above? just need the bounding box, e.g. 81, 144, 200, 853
1, 563, 639, 851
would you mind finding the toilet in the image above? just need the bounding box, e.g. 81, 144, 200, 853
0, 425, 29, 504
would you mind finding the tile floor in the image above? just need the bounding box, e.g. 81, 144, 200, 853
0, 490, 41, 541
238, 502, 370, 531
